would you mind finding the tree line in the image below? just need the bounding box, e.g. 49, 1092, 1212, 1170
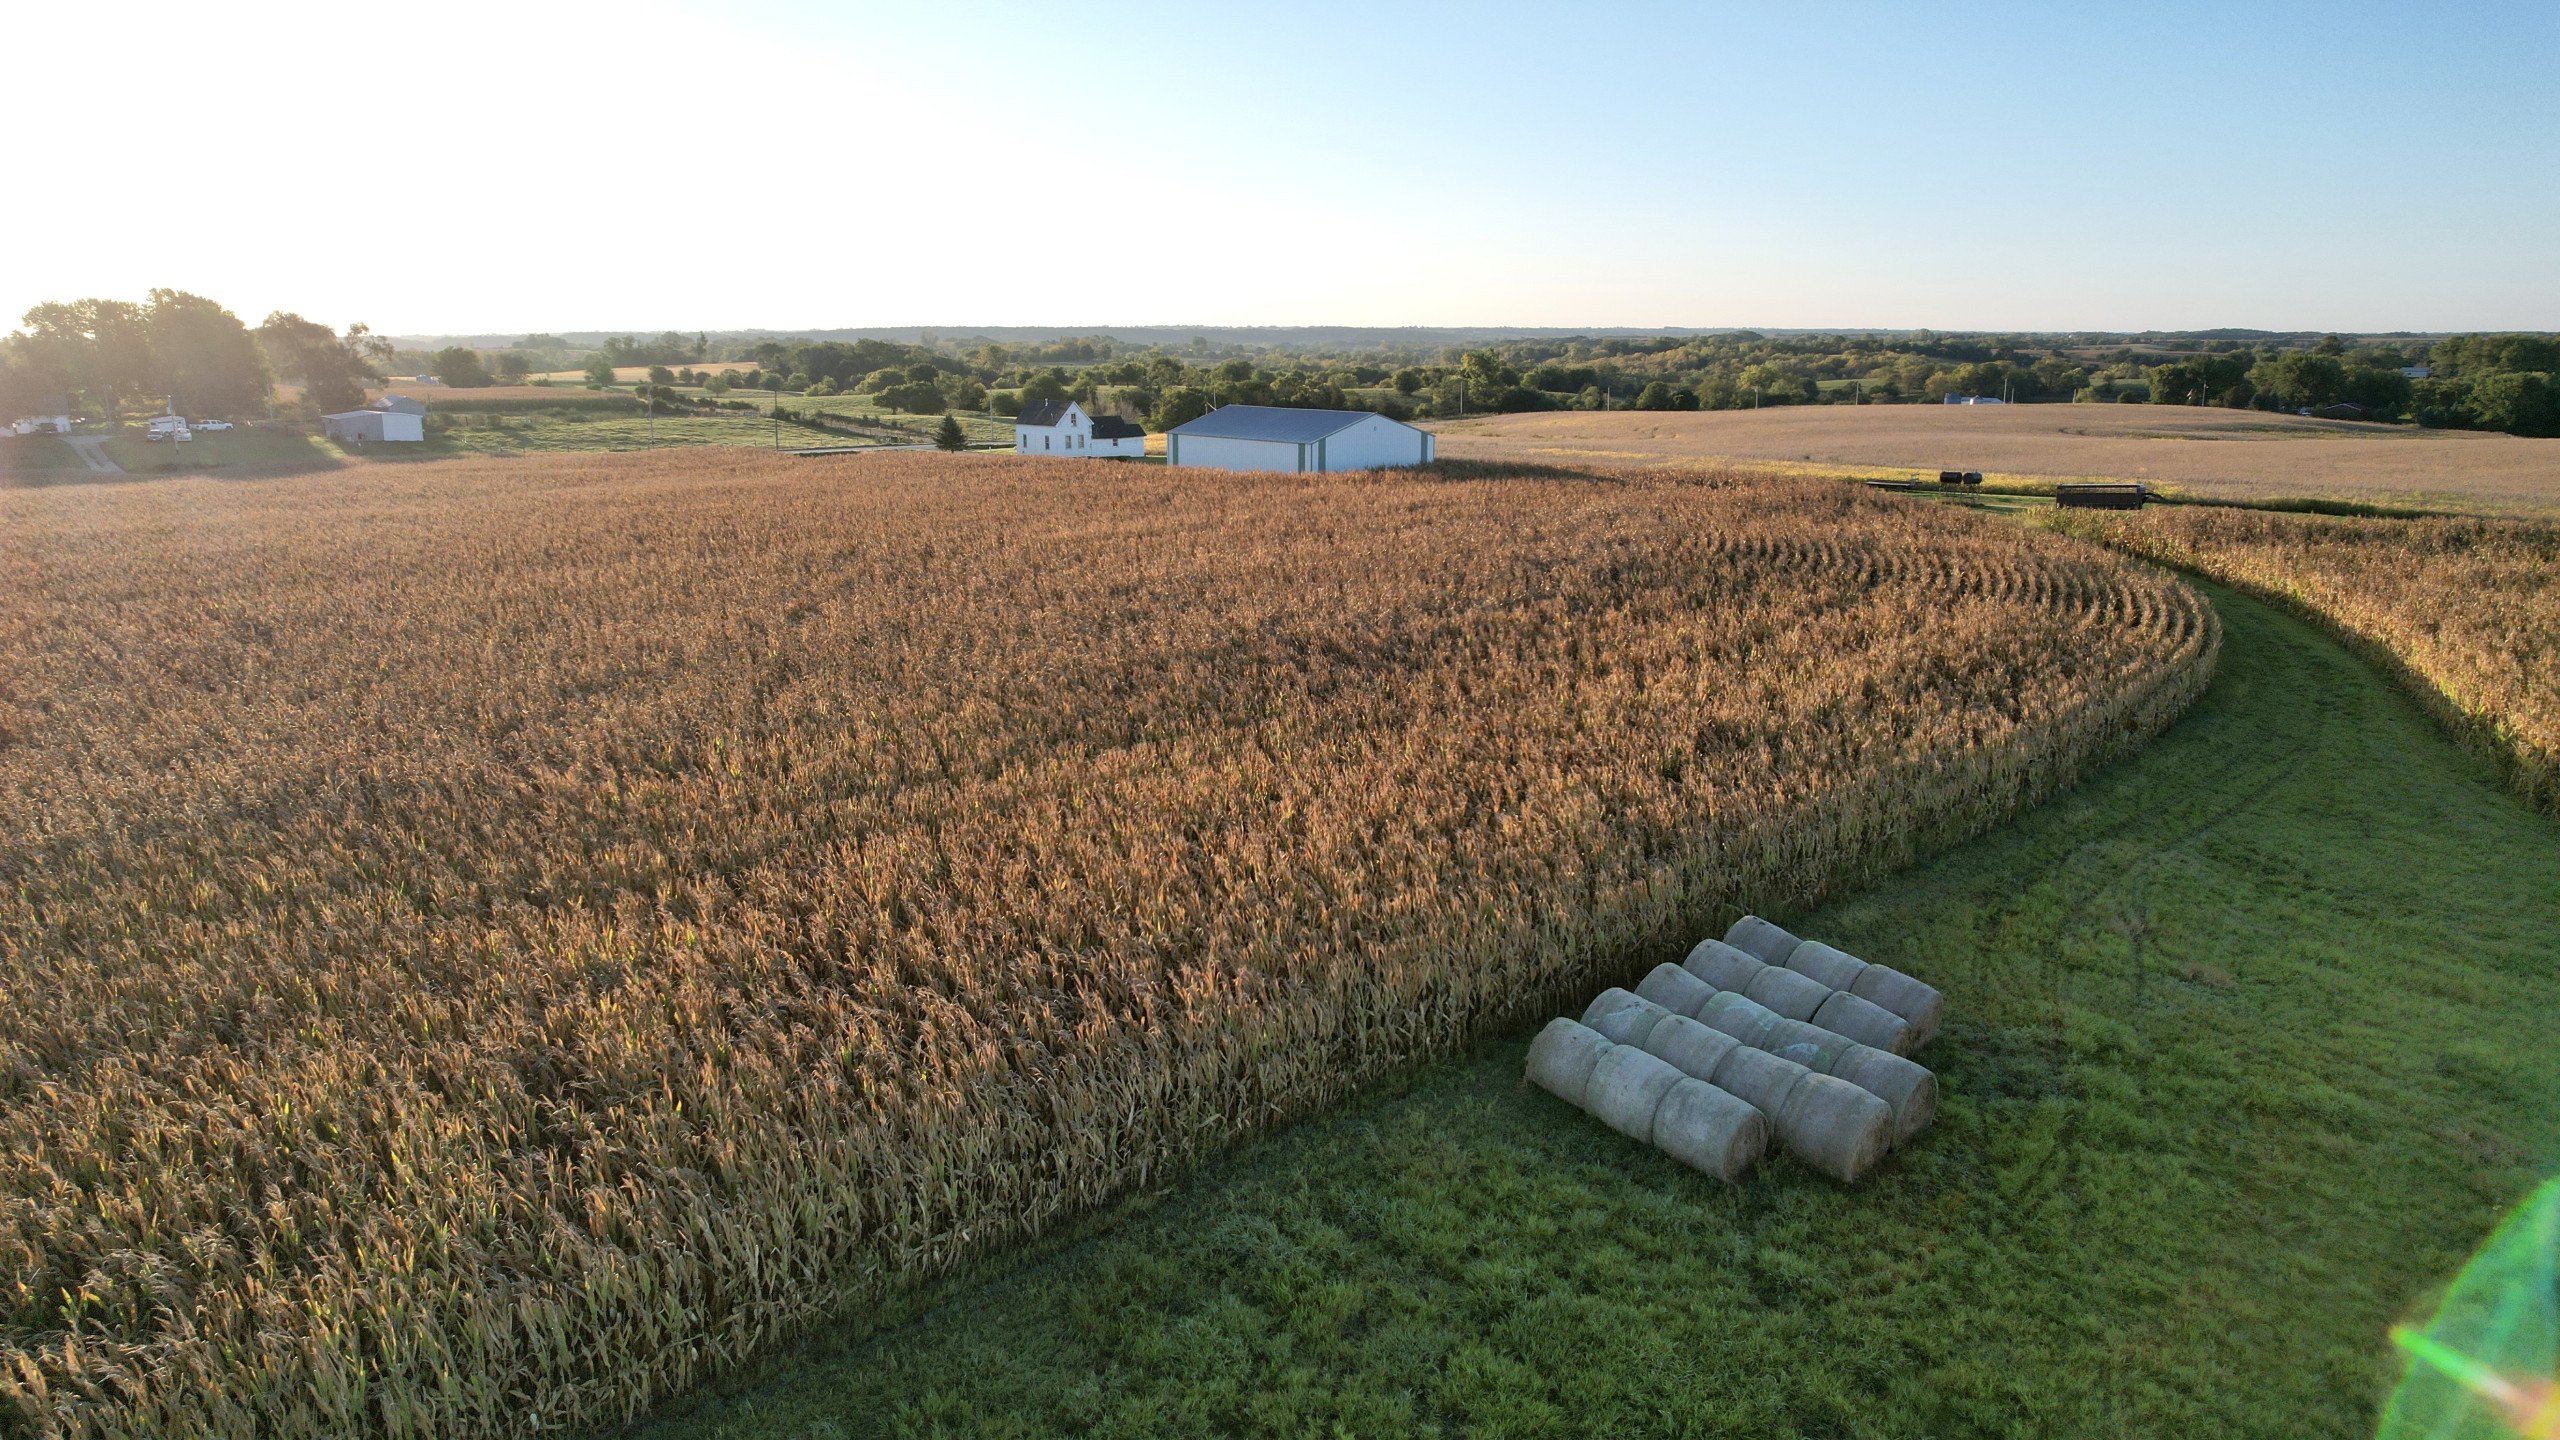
8, 294, 2554, 440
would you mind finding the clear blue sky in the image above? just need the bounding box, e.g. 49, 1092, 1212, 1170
9, 0, 2553, 333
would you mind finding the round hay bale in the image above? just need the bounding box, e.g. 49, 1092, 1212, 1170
1638, 1012, 1740, 1083
1708, 1044, 1808, 1120
1650, 1078, 1767, 1183
1524, 1018, 1612, 1108
1725, 914, 1801, 965
1849, 964, 1945, 1050
1774, 1073, 1894, 1184
1743, 965, 1831, 1022
1830, 1045, 1938, 1146
1812, 990, 1914, 1056
1582, 987, 1675, 1048
1683, 939, 1766, 994
1786, 940, 1869, 991
1586, 1044, 1685, 1141
1635, 963, 1714, 1018
1697, 990, 1785, 1048
1758, 1017, 1855, 1075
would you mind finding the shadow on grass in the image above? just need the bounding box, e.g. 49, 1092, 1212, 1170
3, 433, 360, 488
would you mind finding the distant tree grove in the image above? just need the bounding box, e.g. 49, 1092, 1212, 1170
6, 295, 2553, 439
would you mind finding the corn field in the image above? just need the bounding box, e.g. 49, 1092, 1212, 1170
2047, 505, 2560, 814
0, 453, 2217, 1438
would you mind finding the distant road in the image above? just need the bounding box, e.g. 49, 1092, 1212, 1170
63, 436, 124, 475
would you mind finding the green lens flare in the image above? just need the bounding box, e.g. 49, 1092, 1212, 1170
2379, 1177, 2558, 1440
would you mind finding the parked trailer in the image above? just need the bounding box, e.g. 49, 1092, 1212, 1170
2056, 482, 2149, 511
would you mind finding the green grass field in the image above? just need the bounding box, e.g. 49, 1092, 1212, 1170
640, 391, 1016, 447
422, 410, 877, 456
7, 409, 1018, 482
619, 579, 2560, 1440
100, 429, 349, 474
0, 434, 95, 475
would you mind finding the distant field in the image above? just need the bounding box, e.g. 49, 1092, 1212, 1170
527, 363, 759, 384
1429, 406, 2560, 517
421, 409, 952, 455
369, 384, 613, 406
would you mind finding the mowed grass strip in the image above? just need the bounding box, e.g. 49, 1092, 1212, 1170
622, 580, 2560, 1440
2049, 505, 2560, 816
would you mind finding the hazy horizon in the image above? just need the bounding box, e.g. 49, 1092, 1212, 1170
10, 0, 2555, 336
368, 323, 2522, 350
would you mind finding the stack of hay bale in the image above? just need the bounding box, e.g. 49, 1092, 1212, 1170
1524, 914, 1946, 1186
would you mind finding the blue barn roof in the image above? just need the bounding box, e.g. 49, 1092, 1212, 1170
1165, 405, 1384, 443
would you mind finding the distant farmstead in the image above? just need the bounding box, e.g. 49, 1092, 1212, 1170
1014, 400, 1143, 457
1165, 405, 1434, 473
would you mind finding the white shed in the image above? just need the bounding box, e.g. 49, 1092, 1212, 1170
1166, 405, 1434, 473
322, 408, 425, 443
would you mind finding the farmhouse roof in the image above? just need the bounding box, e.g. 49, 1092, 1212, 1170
1089, 415, 1143, 440
374, 394, 429, 415
1166, 405, 1378, 443
1015, 399, 1078, 427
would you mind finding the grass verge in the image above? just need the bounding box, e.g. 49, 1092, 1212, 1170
622, 580, 2560, 1440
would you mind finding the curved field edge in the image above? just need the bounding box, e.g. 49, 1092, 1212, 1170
620, 579, 2560, 1440
2044, 509, 2559, 816
0, 460, 2213, 1439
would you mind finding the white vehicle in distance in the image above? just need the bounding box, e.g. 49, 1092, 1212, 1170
196, 419, 234, 432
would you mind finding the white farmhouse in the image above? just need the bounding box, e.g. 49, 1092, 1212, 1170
1165, 405, 1434, 473
11, 414, 71, 435
1014, 399, 1145, 457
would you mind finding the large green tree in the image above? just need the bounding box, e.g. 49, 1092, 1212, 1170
256, 313, 387, 415
2251, 352, 2347, 410
0, 338, 59, 419
17, 299, 153, 423
433, 347, 493, 389
1147, 385, 1212, 431
145, 290, 271, 419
